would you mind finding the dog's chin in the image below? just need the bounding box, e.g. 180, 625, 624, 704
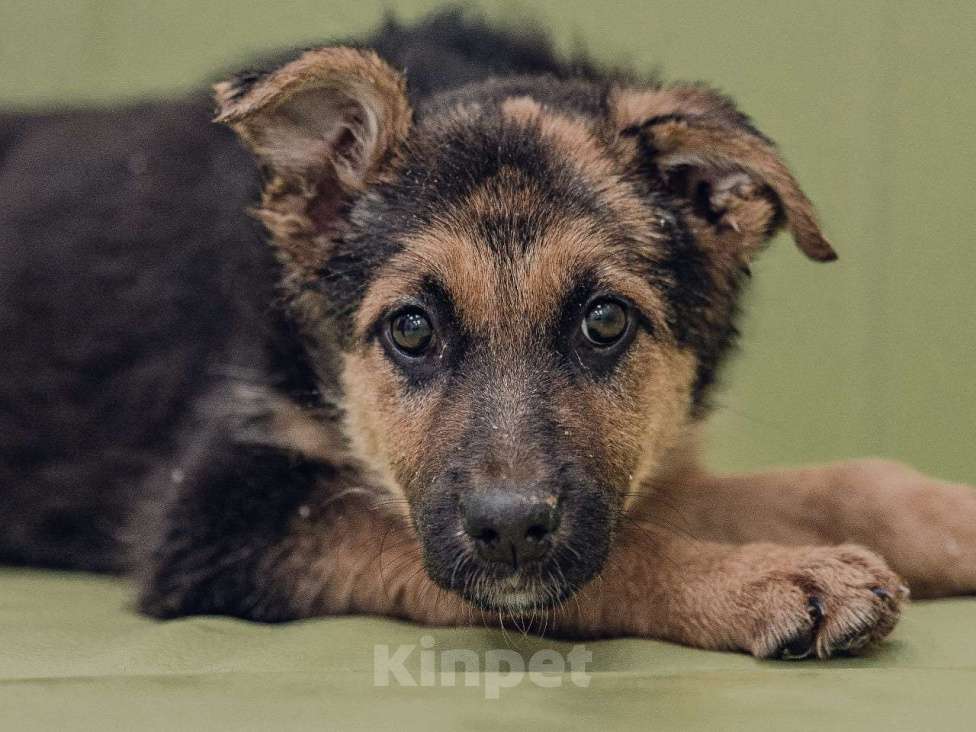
473, 587, 573, 613
450, 572, 578, 613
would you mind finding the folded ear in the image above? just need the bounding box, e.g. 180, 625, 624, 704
609, 85, 836, 263
214, 48, 411, 271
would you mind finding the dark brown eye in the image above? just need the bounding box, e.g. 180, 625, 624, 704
390, 308, 434, 356
581, 299, 628, 346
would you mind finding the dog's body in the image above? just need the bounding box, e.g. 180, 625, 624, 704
2, 11, 975, 660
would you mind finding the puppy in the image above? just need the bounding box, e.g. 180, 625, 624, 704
2, 11, 975, 660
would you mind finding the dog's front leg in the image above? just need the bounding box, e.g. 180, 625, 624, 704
263, 478, 910, 659
652, 459, 976, 598
136, 442, 474, 624
278, 497, 905, 659
558, 524, 906, 659
292, 500, 904, 658
136, 450, 911, 659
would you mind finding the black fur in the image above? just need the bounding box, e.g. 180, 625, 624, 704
1, 9, 749, 617
0, 99, 274, 572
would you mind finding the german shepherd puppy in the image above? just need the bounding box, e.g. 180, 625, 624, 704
2, 11, 975, 660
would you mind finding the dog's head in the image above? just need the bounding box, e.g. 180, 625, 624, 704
216, 48, 833, 611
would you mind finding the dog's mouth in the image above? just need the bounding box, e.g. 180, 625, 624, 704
417, 529, 608, 614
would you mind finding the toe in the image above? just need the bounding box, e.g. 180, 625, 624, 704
774, 596, 824, 660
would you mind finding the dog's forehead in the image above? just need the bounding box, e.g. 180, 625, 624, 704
398, 179, 647, 333
354, 99, 671, 340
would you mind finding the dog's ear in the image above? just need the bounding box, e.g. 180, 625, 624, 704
214, 48, 411, 272
609, 85, 836, 263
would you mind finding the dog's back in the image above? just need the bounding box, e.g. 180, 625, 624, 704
0, 11, 595, 572
0, 99, 270, 569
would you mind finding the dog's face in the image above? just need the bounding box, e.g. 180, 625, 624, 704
216, 48, 833, 611
339, 119, 699, 609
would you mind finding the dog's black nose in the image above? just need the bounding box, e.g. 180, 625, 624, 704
460, 490, 558, 567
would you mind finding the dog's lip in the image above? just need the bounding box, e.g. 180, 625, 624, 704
494, 589, 546, 610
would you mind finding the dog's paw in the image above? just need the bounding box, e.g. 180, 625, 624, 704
736, 545, 907, 660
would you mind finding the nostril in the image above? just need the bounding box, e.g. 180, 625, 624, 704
475, 527, 499, 545
460, 489, 559, 566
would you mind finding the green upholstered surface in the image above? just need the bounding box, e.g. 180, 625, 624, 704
2, 569, 975, 731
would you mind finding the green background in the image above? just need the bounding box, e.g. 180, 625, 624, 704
2, 3, 975, 730
2, 0, 974, 481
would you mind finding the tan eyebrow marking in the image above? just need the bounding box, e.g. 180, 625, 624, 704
356, 212, 669, 347
500, 95, 653, 229
353, 221, 501, 342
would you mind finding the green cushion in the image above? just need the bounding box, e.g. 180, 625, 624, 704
3, 569, 974, 731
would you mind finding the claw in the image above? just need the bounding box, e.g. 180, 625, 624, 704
779, 633, 815, 660
807, 595, 825, 622
833, 630, 872, 655
776, 596, 824, 660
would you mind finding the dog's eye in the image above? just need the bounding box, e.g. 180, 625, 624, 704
581, 299, 628, 346
390, 308, 434, 356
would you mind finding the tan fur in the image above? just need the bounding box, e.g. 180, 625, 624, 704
646, 118, 833, 261
278, 493, 471, 623
238, 390, 346, 464
609, 85, 744, 124
214, 47, 410, 186
338, 350, 417, 512
651, 458, 976, 598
